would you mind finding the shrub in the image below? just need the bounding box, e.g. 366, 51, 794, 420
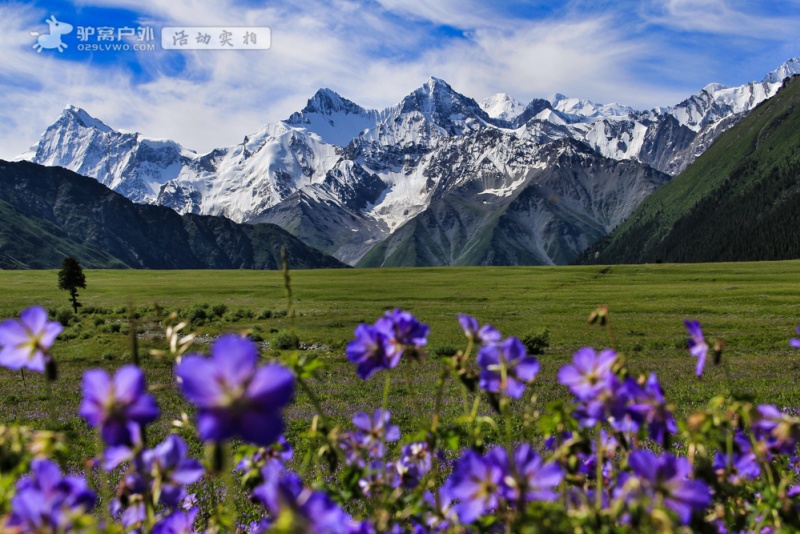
186, 304, 208, 324
93, 317, 105, 326
109, 323, 121, 333
257, 309, 272, 320
521, 327, 550, 355
211, 304, 228, 318
272, 330, 299, 350
432, 344, 458, 357
55, 308, 74, 326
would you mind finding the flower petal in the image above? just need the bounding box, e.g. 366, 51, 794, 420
211, 335, 257, 386
20, 307, 48, 336
113, 366, 146, 404
246, 364, 294, 410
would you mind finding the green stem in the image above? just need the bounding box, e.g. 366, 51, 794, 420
459, 381, 469, 413
381, 372, 392, 415
281, 247, 296, 334
469, 395, 481, 446
431, 367, 449, 432
380, 371, 393, 508
128, 302, 139, 367
223, 446, 237, 531
95, 433, 113, 525
297, 376, 329, 426
46, 377, 56, 431
498, 353, 512, 450
606, 319, 617, 351
595, 431, 604, 510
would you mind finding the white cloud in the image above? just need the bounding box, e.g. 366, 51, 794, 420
0, 0, 794, 160
643, 0, 800, 39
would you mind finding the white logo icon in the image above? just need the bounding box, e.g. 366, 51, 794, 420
30, 15, 74, 53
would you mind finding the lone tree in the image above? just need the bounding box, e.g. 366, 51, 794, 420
58, 256, 86, 314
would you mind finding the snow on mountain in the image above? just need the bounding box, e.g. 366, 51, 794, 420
284, 88, 383, 146
29, 105, 196, 203
573, 56, 800, 173
20, 57, 800, 265
551, 93, 634, 120
480, 93, 525, 121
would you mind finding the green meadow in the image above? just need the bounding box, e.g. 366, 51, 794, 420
2, 261, 800, 467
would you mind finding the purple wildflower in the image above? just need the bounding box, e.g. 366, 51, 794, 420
582, 430, 617, 480
457, 314, 501, 345
0, 306, 62, 372
752, 404, 800, 454
6, 459, 96, 532
142, 435, 204, 508
791, 326, 800, 349
176, 335, 294, 445
346, 324, 394, 379
684, 320, 709, 377
507, 443, 563, 502
338, 430, 367, 467
627, 450, 710, 525
152, 507, 199, 534
396, 441, 433, 488
376, 308, 429, 349
441, 449, 505, 524
477, 337, 539, 399
346, 309, 428, 379
79, 365, 159, 447
713, 431, 760, 483
352, 409, 400, 458
557, 347, 617, 401
253, 461, 350, 533
236, 436, 293, 472
572, 375, 628, 429
359, 460, 399, 496
624, 374, 677, 446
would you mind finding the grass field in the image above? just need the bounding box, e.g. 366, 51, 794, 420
2, 261, 800, 469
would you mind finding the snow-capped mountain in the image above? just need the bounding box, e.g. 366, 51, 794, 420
480, 93, 525, 122
21, 57, 800, 266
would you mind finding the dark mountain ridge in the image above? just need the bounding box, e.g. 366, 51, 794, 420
0, 160, 347, 270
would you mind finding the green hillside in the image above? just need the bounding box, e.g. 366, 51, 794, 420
581, 75, 800, 264
0, 199, 126, 269
0, 160, 347, 270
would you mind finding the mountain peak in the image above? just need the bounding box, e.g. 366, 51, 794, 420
763, 56, 800, 84
421, 76, 454, 95
61, 105, 113, 133
480, 93, 525, 121
298, 88, 366, 116
702, 82, 727, 93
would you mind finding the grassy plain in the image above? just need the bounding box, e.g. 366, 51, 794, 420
1, 261, 800, 469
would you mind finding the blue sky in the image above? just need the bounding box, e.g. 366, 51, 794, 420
1, 0, 799, 158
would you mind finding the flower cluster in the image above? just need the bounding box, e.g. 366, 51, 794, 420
346, 309, 429, 379
443, 445, 563, 524
460, 314, 540, 399
1, 304, 799, 533
558, 347, 677, 446
7, 459, 96, 532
